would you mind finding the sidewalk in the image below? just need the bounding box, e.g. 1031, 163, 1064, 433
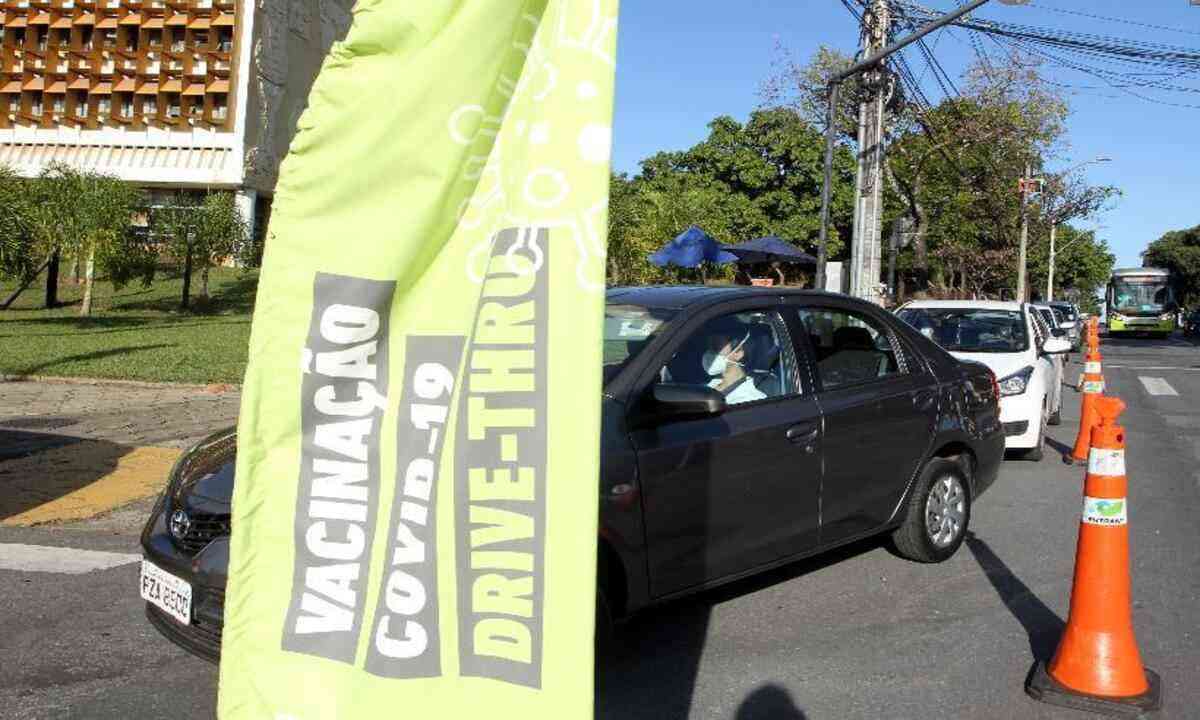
0, 380, 241, 527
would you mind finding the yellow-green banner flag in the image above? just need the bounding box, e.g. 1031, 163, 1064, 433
219, 1, 618, 716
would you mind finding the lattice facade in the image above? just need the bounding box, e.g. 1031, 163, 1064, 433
0, 0, 238, 132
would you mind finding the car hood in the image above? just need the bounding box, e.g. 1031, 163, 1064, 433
945, 351, 1036, 380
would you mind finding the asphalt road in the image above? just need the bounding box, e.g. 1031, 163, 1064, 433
2, 335, 1198, 719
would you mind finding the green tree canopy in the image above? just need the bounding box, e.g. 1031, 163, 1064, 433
606, 108, 855, 286
1144, 225, 1200, 308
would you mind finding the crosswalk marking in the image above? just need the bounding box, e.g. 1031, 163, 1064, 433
1138, 377, 1179, 397
0, 543, 140, 574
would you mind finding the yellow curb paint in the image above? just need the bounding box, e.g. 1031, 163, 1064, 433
1, 443, 181, 527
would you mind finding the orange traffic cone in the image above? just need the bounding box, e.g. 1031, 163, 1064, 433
1069, 344, 1106, 463
1077, 318, 1101, 390
1026, 396, 1162, 716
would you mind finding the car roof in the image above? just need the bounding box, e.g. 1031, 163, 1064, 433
606, 285, 845, 311
899, 299, 1024, 312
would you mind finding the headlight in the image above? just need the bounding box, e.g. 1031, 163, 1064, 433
1160, 312, 1175, 321
1111, 313, 1126, 322
998, 366, 1035, 397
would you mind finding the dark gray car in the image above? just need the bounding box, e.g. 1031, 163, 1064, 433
141, 287, 1005, 661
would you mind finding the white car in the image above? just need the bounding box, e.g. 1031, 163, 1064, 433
897, 301, 1071, 461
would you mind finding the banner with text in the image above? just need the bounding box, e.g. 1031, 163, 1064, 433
218, 1, 617, 717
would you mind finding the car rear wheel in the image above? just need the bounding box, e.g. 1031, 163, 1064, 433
892, 458, 972, 563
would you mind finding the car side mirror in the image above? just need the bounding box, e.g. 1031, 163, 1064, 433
1042, 337, 1072, 355
634, 383, 727, 426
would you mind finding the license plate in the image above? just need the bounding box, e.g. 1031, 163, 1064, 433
140, 559, 192, 626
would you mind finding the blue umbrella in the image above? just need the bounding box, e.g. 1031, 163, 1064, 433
724, 236, 817, 265
648, 226, 738, 268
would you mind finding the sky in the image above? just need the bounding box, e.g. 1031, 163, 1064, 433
611, 0, 1200, 270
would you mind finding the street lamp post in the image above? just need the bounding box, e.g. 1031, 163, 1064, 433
1044, 156, 1112, 301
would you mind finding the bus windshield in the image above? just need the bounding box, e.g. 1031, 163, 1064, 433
1111, 280, 1173, 314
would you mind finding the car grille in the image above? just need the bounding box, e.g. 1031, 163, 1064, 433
1003, 421, 1030, 437
173, 512, 231, 555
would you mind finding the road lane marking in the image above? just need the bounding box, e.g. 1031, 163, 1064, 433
1139, 377, 1179, 397
1104, 366, 1200, 371
1, 443, 180, 527
0, 543, 140, 574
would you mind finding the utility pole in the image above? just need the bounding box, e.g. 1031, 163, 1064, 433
849, 0, 891, 304
1045, 221, 1057, 302
814, 0, 1027, 293
1016, 161, 1033, 302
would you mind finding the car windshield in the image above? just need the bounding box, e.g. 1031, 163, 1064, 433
604, 304, 676, 385
898, 308, 1029, 353
1051, 304, 1076, 321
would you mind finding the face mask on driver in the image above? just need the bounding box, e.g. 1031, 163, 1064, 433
702, 350, 728, 376
702, 332, 750, 376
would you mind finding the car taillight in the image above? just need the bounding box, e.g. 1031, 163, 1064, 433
989, 370, 1000, 403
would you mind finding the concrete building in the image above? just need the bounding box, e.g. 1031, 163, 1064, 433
0, 0, 356, 243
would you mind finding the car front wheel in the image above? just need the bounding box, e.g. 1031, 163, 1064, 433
892, 458, 972, 563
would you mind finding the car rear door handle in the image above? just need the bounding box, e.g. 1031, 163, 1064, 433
913, 390, 937, 412
786, 423, 820, 447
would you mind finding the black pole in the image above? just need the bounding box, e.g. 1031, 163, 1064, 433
816, 0, 1006, 291
45, 249, 60, 308
815, 80, 840, 292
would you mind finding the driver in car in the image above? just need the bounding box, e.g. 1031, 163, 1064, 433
702, 330, 767, 405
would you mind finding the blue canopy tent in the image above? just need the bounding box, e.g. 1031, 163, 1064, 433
724, 236, 817, 266
724, 235, 817, 287
648, 225, 738, 269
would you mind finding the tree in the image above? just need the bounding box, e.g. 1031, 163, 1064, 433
606, 108, 856, 286
0, 165, 36, 284
157, 191, 247, 309
1144, 225, 1200, 308
12, 164, 82, 310
72, 172, 144, 316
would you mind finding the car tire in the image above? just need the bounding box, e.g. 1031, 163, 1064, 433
892, 457, 972, 563
1022, 415, 1046, 461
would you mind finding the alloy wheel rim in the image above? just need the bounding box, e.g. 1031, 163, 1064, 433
925, 475, 966, 547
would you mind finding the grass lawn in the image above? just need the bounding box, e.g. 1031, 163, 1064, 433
0, 267, 256, 384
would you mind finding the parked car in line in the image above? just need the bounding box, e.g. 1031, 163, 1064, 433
1046, 301, 1082, 348
896, 300, 1071, 461
141, 287, 1006, 662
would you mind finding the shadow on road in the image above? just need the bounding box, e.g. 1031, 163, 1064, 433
0, 429, 132, 522
964, 531, 1064, 661
595, 535, 885, 719
1044, 436, 1074, 458
734, 684, 809, 719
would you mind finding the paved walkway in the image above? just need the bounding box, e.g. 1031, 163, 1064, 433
0, 380, 241, 526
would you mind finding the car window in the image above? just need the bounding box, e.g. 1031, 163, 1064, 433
1031, 310, 1049, 346
897, 307, 1028, 353
603, 304, 676, 386
655, 310, 797, 406
795, 308, 901, 390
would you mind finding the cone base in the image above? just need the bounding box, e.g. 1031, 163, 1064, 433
1026, 661, 1162, 718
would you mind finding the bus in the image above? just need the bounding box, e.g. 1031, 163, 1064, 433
1106, 267, 1177, 337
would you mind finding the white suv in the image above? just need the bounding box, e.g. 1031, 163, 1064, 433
897, 301, 1071, 461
